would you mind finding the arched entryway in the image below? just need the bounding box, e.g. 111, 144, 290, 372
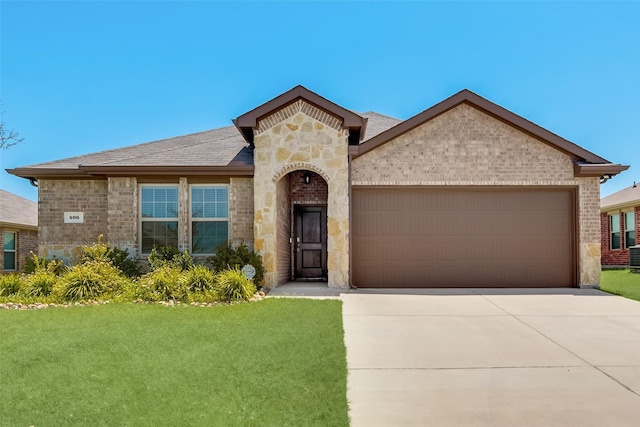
275, 170, 328, 283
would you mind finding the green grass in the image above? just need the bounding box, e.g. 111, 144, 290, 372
600, 269, 640, 302
0, 299, 348, 426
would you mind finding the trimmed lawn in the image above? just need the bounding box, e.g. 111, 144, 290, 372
600, 269, 640, 302
0, 299, 348, 426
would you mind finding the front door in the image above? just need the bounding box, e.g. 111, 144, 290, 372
294, 205, 327, 280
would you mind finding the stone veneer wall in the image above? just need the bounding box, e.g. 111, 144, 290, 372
352, 104, 602, 287
38, 179, 109, 263
229, 177, 254, 247
253, 102, 350, 289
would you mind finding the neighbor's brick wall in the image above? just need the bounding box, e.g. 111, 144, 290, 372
601, 205, 640, 266
107, 177, 137, 257
38, 179, 109, 263
229, 177, 254, 247
0, 226, 36, 273
352, 103, 602, 287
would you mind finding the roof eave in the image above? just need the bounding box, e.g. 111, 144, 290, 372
6, 165, 255, 179
573, 162, 630, 178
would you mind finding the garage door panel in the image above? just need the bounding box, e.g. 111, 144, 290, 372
352, 188, 575, 288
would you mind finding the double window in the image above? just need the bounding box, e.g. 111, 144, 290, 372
609, 211, 637, 250
139, 184, 229, 255
3, 231, 16, 271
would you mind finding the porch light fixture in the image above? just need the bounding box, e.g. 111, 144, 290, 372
303, 171, 312, 185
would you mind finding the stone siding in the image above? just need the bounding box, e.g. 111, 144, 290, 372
253, 101, 350, 289
352, 104, 602, 287
38, 179, 109, 263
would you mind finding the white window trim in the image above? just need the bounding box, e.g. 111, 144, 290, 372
624, 210, 636, 249
3, 230, 17, 271
139, 184, 180, 255
189, 184, 230, 256
610, 213, 621, 251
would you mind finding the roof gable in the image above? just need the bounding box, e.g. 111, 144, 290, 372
355, 89, 628, 177
233, 85, 368, 145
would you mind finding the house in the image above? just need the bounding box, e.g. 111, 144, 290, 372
601, 182, 640, 266
7, 86, 628, 288
0, 190, 38, 273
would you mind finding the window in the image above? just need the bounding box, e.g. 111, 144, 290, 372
610, 213, 621, 250
140, 185, 179, 253
625, 211, 636, 248
3, 231, 16, 271
191, 185, 229, 254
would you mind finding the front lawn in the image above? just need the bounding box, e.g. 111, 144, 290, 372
600, 269, 640, 302
0, 299, 348, 426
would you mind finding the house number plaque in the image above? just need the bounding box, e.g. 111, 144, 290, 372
64, 212, 84, 223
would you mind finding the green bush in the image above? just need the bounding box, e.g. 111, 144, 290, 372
81, 236, 141, 278
0, 274, 23, 296
23, 253, 64, 275
182, 265, 217, 293
136, 266, 187, 302
208, 243, 264, 288
56, 261, 130, 302
23, 270, 58, 297
215, 268, 256, 303
148, 246, 193, 271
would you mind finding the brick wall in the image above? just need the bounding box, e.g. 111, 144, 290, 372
275, 174, 291, 285
107, 177, 137, 257
601, 206, 640, 266
229, 177, 254, 247
290, 170, 328, 205
0, 226, 37, 273
38, 179, 109, 262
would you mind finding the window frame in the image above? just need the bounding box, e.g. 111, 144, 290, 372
610, 213, 621, 250
624, 210, 636, 249
189, 184, 230, 256
139, 184, 180, 255
3, 230, 17, 271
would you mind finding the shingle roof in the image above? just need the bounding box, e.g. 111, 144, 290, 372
0, 190, 38, 228
601, 182, 640, 210
7, 111, 401, 178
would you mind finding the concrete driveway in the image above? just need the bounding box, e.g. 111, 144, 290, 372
342, 288, 640, 426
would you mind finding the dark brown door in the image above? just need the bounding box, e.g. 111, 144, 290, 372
294, 205, 327, 279
352, 187, 576, 288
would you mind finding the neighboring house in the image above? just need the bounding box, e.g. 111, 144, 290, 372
0, 190, 38, 274
7, 86, 628, 289
601, 182, 640, 266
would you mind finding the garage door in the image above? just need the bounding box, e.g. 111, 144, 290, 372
352, 187, 575, 288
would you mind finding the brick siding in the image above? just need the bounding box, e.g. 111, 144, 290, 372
601, 206, 640, 266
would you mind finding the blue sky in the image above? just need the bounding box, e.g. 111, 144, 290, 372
1, 1, 638, 202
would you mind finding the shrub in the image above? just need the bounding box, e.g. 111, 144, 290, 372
148, 246, 193, 271
136, 266, 187, 302
23, 253, 64, 275
106, 246, 141, 278
182, 265, 217, 293
23, 270, 58, 297
208, 243, 264, 288
0, 274, 23, 296
215, 268, 256, 303
56, 261, 130, 301
82, 236, 141, 278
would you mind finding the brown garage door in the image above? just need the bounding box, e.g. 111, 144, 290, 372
352, 187, 575, 288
